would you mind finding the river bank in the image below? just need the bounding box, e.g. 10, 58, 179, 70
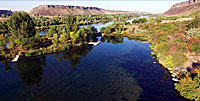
125, 32, 197, 80
99, 14, 200, 100
100, 16, 200, 84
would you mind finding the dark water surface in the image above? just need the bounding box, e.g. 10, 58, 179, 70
0, 36, 185, 101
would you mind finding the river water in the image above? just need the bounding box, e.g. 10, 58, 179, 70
0, 18, 186, 101
38, 18, 135, 35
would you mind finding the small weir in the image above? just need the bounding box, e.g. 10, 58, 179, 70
88, 41, 101, 46
11, 55, 20, 62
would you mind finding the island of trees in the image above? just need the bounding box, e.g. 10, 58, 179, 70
0, 12, 136, 59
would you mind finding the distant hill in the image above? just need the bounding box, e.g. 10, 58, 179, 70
0, 10, 13, 16
28, 5, 149, 16
164, 0, 200, 16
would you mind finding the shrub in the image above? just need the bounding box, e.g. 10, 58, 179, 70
132, 18, 148, 24
0, 21, 8, 34
139, 24, 149, 30
186, 28, 200, 37
100, 27, 106, 33
65, 43, 72, 49
189, 16, 200, 29
121, 31, 126, 34
86, 26, 98, 34
191, 42, 200, 52
175, 77, 200, 100
160, 23, 176, 32
53, 48, 59, 52
161, 55, 174, 68
126, 27, 135, 33
59, 32, 70, 43
47, 26, 58, 37
104, 26, 112, 34
165, 16, 178, 20
102, 22, 125, 34
42, 50, 48, 54
170, 52, 187, 67
25, 52, 31, 57
175, 70, 200, 100
125, 22, 131, 25
155, 17, 164, 23
156, 42, 169, 54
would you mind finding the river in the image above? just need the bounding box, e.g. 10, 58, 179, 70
0, 18, 186, 101
38, 18, 136, 35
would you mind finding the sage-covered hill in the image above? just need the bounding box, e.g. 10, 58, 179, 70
29, 5, 149, 16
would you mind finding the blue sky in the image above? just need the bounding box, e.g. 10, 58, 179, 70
0, 1, 186, 13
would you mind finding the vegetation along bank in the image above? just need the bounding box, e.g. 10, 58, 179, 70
101, 13, 200, 100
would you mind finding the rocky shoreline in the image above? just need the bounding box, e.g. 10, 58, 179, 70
157, 52, 200, 82
127, 34, 200, 82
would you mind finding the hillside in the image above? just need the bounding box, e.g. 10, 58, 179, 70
164, 0, 200, 16
28, 5, 148, 16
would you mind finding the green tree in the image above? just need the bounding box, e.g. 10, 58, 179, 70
77, 27, 86, 37
70, 32, 80, 43
35, 33, 41, 43
132, 18, 148, 24
65, 15, 79, 34
0, 34, 6, 50
100, 27, 106, 33
7, 12, 36, 38
7, 12, 36, 48
0, 21, 8, 34
59, 32, 70, 43
52, 33, 59, 46
105, 26, 112, 34
47, 25, 58, 37
86, 26, 98, 34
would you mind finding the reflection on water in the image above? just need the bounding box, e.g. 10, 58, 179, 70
15, 56, 46, 86
101, 35, 124, 44
0, 37, 185, 101
55, 45, 93, 67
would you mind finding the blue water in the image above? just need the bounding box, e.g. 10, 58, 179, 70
38, 22, 113, 35
80, 21, 114, 32
0, 36, 185, 101
80, 18, 136, 32
38, 31, 48, 36
39, 18, 135, 35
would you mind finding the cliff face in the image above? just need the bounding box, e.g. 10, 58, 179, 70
164, 0, 200, 16
29, 5, 148, 16
170, 1, 189, 9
